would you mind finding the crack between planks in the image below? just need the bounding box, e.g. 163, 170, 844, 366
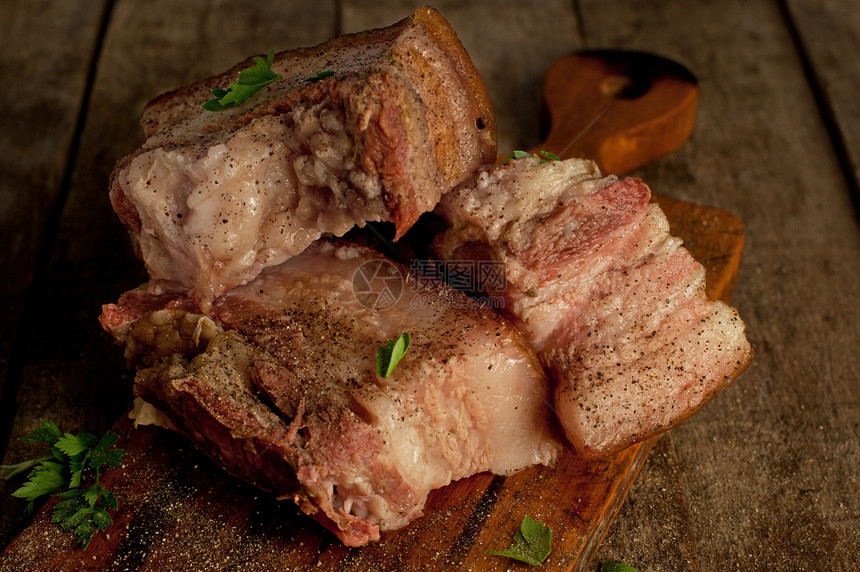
776, 0, 860, 221
442, 475, 505, 568
0, 0, 118, 462
570, 0, 588, 50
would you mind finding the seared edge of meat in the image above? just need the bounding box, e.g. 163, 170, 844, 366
109, 7, 496, 309
100, 240, 560, 546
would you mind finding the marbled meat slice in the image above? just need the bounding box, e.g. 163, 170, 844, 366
434, 157, 753, 459
110, 6, 497, 310
100, 240, 560, 546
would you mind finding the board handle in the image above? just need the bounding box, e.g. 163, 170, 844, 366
534, 50, 698, 175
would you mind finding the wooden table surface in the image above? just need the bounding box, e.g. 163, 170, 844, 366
1, 1, 858, 570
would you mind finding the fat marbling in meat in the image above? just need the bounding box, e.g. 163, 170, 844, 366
100, 239, 560, 546
435, 157, 753, 458
110, 7, 497, 310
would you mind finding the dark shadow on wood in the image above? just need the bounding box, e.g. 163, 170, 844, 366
0, 0, 117, 461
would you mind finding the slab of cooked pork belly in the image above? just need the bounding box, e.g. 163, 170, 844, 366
100, 240, 560, 546
434, 157, 753, 459
110, 6, 496, 310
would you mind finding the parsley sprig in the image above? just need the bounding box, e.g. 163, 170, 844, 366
203, 49, 282, 111
499, 149, 560, 165
376, 332, 411, 379
1, 419, 125, 548
488, 515, 552, 565
304, 70, 335, 83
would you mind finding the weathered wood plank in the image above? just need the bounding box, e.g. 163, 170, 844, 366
784, 0, 860, 197
0, 0, 337, 553
579, 0, 860, 569
0, 0, 111, 549
5, 0, 857, 568
341, 0, 583, 154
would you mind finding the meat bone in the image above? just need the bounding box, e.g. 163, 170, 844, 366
533, 49, 698, 175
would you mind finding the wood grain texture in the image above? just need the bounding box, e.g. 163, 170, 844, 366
538, 51, 698, 176
0, 199, 744, 572
580, 0, 860, 569
341, 0, 583, 155
0, 0, 111, 548
0, 0, 337, 554
785, 0, 860, 197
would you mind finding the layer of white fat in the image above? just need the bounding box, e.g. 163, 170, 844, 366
348, 301, 560, 514
441, 157, 610, 245
351, 336, 558, 529
128, 397, 176, 431
456, 334, 559, 475
217, 242, 561, 530
122, 105, 384, 306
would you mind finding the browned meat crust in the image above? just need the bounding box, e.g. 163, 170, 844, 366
109, 7, 496, 308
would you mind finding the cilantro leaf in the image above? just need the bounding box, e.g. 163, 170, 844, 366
376, 332, 411, 378
601, 560, 640, 572
304, 70, 335, 82
203, 49, 282, 111
487, 516, 551, 566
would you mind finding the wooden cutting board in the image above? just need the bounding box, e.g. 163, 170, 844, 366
0, 52, 744, 572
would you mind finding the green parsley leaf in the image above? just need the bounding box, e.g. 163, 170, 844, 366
92, 506, 112, 530
203, 49, 282, 111
52, 497, 83, 522
376, 332, 411, 378
487, 515, 552, 566
499, 149, 561, 165
3, 421, 125, 548
600, 560, 640, 572
101, 489, 119, 511
304, 70, 335, 82
68, 453, 87, 489
89, 433, 125, 470
11, 462, 66, 512
18, 419, 62, 446
55, 432, 97, 458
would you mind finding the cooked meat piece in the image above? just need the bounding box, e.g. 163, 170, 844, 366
110, 6, 497, 310
434, 157, 753, 459
100, 240, 560, 546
